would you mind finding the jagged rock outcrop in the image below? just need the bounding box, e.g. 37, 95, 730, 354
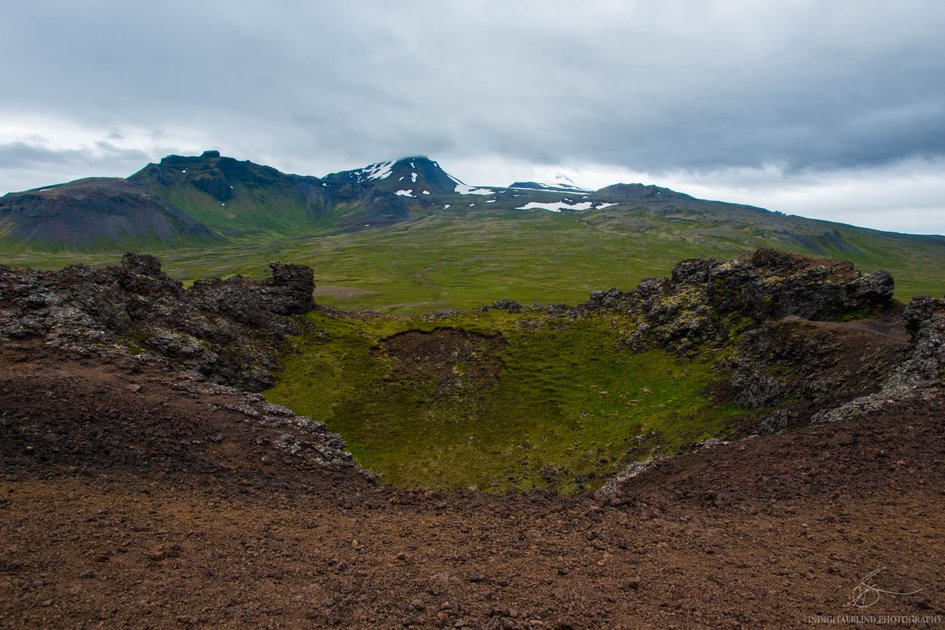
722, 312, 912, 432
578, 248, 932, 432
583, 248, 894, 354
188, 263, 315, 325
589, 252, 942, 495
0, 253, 316, 391
812, 294, 945, 424
899, 295, 945, 387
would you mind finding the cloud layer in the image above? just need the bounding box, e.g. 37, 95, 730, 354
2, 1, 944, 233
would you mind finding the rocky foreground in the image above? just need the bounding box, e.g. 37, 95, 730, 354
1, 252, 944, 628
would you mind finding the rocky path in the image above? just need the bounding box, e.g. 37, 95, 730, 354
2, 350, 944, 628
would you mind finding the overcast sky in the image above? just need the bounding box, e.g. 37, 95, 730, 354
2, 0, 944, 234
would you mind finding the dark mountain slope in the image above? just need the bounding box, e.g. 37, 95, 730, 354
319, 156, 472, 228
595, 182, 694, 201
0, 177, 216, 248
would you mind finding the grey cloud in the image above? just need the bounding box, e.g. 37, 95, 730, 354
0, 141, 155, 193
0, 3, 931, 162
0, 143, 80, 168
0, 142, 149, 170
1, 0, 944, 230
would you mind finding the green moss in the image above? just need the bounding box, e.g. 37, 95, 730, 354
721, 312, 757, 337
834, 305, 878, 322
116, 332, 148, 355
265, 309, 753, 494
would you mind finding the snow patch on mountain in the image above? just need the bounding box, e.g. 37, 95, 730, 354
455, 183, 494, 196
357, 161, 394, 181
446, 172, 494, 196
516, 201, 594, 212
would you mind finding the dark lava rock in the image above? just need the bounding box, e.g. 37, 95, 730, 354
898, 294, 945, 386
188, 262, 314, 326
489, 298, 524, 312
581, 248, 894, 354
726, 315, 908, 418
190, 171, 235, 202
0, 253, 317, 391
575, 249, 918, 432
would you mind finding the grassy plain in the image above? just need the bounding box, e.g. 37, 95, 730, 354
4, 208, 943, 314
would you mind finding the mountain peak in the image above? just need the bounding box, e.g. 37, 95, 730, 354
549, 173, 589, 191
130, 152, 320, 207
325, 156, 461, 195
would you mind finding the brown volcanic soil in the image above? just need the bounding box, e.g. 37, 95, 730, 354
2, 348, 944, 628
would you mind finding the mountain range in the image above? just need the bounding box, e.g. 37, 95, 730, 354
3, 151, 582, 246
2, 151, 944, 308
